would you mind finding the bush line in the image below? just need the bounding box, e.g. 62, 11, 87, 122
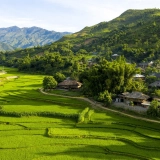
0, 110, 78, 120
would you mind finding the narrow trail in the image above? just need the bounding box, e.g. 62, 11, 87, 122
39, 89, 160, 124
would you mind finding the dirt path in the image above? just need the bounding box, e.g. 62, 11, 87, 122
39, 88, 160, 124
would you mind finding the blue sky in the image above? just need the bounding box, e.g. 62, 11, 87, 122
0, 0, 159, 32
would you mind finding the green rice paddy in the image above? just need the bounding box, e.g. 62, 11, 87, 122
0, 66, 160, 160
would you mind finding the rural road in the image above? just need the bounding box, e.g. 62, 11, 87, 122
39, 88, 160, 124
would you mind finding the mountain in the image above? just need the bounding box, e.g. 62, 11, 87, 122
59, 9, 160, 62
0, 26, 71, 50
0, 42, 14, 52
1, 9, 160, 65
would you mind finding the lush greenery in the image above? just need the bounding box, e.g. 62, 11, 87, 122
147, 100, 160, 117
0, 26, 71, 50
0, 66, 160, 160
43, 76, 57, 90
60, 9, 160, 63
79, 56, 138, 97
1, 9, 160, 76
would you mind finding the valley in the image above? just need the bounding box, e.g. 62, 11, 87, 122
0, 67, 160, 160
0, 7, 160, 160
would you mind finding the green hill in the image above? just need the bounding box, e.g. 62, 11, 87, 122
59, 9, 160, 62
0, 26, 71, 50
1, 9, 160, 74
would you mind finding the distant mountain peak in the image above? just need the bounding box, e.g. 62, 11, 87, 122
0, 26, 72, 50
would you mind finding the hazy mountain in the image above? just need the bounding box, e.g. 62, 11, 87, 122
0, 42, 14, 52
0, 26, 71, 50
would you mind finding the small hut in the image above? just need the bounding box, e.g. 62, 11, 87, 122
57, 79, 82, 89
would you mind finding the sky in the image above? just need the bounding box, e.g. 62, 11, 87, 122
0, 0, 160, 32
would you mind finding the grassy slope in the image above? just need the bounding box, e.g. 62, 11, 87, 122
0, 66, 160, 160
60, 9, 160, 41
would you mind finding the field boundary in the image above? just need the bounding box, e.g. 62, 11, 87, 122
39, 88, 160, 124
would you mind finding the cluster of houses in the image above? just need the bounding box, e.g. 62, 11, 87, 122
54, 58, 160, 110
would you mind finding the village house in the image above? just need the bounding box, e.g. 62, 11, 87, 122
138, 61, 153, 69
111, 54, 119, 59
149, 81, 160, 89
133, 74, 145, 80
57, 79, 82, 89
152, 73, 160, 79
116, 91, 150, 108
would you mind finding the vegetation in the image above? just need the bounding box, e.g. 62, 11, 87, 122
43, 76, 57, 90
0, 26, 71, 50
2, 9, 160, 75
79, 56, 138, 97
147, 100, 160, 117
54, 72, 66, 82
0, 67, 160, 160
1, 8, 160, 159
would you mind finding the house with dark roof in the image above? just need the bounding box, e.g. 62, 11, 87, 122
116, 91, 150, 107
138, 61, 153, 69
149, 81, 160, 88
57, 79, 82, 89
153, 73, 160, 79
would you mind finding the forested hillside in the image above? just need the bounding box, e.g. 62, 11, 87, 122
1, 9, 160, 75
61, 9, 160, 62
0, 26, 71, 50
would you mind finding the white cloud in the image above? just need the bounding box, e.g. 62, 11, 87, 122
43, 0, 123, 30
0, 16, 41, 28
1, 0, 160, 32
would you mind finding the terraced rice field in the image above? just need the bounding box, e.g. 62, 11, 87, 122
0, 66, 160, 160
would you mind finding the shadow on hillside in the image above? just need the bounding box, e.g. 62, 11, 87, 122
37, 143, 156, 159
38, 145, 108, 159
0, 89, 91, 114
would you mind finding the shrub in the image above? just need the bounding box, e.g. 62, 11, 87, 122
78, 107, 89, 123
147, 100, 159, 117
43, 76, 57, 90
87, 110, 94, 121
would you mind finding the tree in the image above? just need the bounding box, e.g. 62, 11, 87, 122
154, 90, 160, 97
98, 90, 112, 105
147, 100, 159, 117
43, 76, 57, 90
80, 56, 137, 96
54, 72, 66, 83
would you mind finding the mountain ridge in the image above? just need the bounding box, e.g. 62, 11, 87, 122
0, 42, 15, 52
0, 26, 71, 50
1, 9, 160, 63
